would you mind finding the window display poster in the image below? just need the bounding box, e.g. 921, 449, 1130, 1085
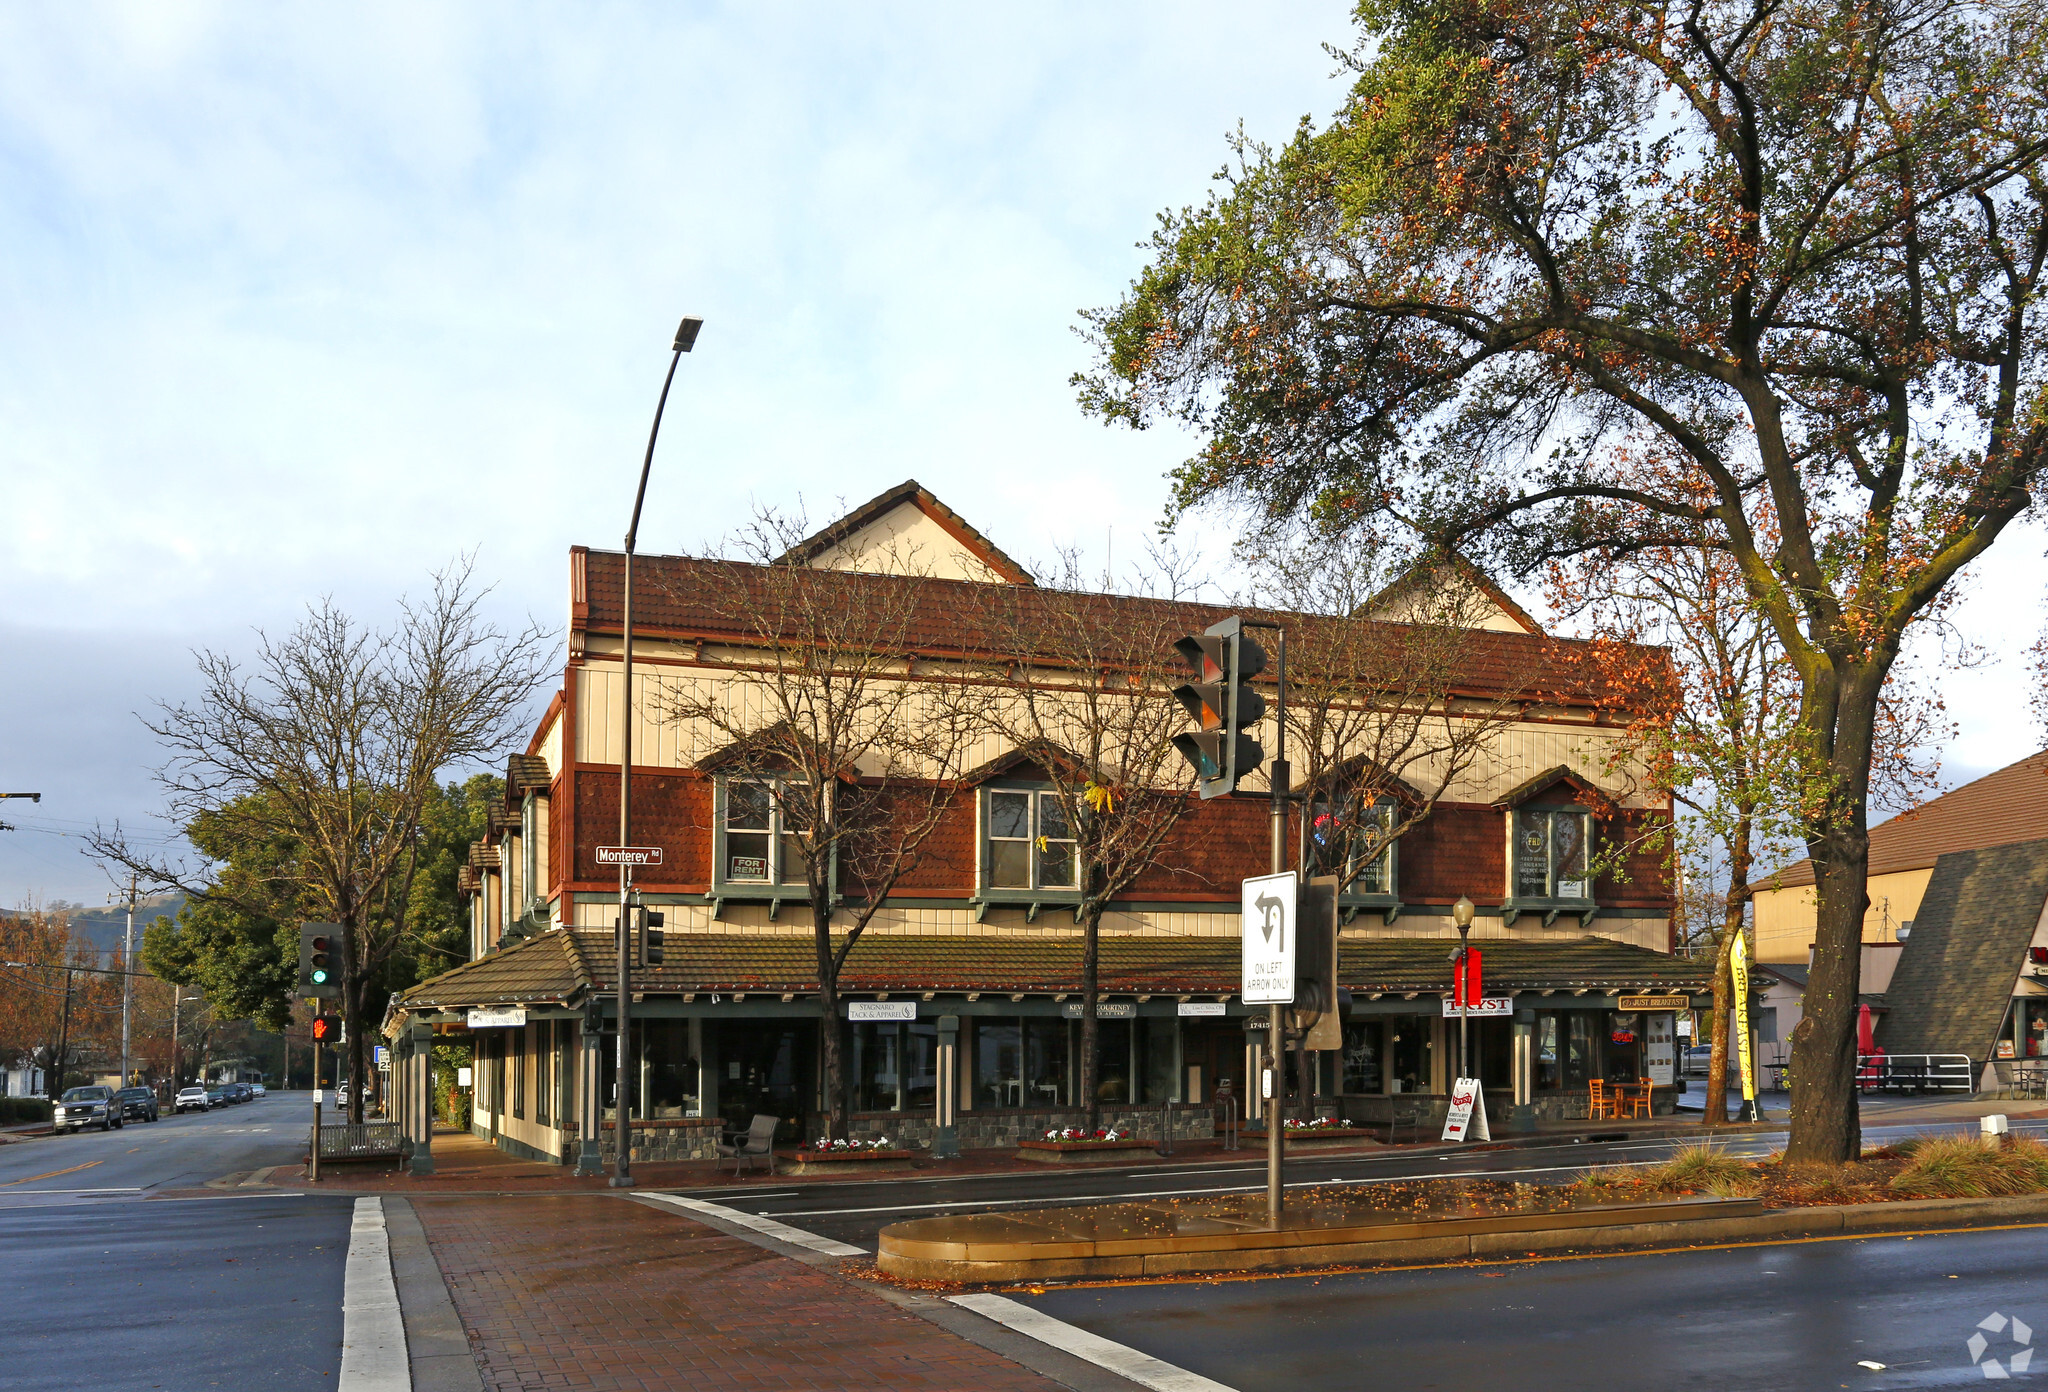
1646, 1012, 1676, 1085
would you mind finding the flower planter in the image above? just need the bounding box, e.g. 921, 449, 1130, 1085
1239, 1127, 1383, 1150
778, 1148, 918, 1176
1015, 1138, 1158, 1165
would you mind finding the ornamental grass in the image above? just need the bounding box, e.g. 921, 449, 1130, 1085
1888, 1135, 2048, 1199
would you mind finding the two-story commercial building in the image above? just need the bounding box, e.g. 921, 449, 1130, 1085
388, 482, 1709, 1169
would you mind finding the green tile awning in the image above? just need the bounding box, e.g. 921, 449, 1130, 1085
396, 928, 1710, 1012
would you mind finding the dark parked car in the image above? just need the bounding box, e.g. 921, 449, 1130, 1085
228, 1083, 252, 1103
53, 1085, 122, 1133
205, 1087, 228, 1108
114, 1086, 159, 1123
174, 1086, 211, 1113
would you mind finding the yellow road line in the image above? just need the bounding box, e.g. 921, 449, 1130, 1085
0, 1161, 102, 1188
1005, 1220, 2048, 1295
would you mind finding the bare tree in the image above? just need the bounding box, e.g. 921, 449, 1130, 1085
973, 551, 1200, 1130
91, 560, 551, 1123
660, 512, 981, 1140
1238, 530, 1526, 890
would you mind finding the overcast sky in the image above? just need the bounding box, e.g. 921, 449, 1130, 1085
2, 3, 2040, 905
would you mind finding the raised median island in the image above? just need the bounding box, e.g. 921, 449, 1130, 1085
877, 1183, 1760, 1283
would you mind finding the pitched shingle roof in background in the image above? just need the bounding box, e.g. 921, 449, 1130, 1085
1765, 751, 2048, 888
1875, 839, 2048, 1060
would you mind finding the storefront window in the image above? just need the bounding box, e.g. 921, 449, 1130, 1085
1534, 1011, 1599, 1090
1603, 1012, 1643, 1081
1094, 1022, 1132, 1104
854, 1020, 943, 1112
1386, 1016, 1434, 1094
702, 1019, 814, 1138
1341, 1021, 1382, 1093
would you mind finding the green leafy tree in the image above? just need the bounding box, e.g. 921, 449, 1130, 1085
1080, 0, 2048, 1162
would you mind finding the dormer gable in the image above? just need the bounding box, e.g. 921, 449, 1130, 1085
775, 479, 1035, 585
1356, 550, 1541, 635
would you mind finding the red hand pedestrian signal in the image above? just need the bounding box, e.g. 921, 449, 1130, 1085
310, 1016, 334, 1043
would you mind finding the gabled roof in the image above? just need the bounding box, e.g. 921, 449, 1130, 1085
1492, 764, 1615, 814
1357, 551, 1543, 636
774, 479, 1036, 585
1875, 838, 2048, 1059
394, 928, 1708, 1009
1765, 751, 2048, 888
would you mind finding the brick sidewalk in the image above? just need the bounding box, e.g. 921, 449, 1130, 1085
412, 1193, 1064, 1390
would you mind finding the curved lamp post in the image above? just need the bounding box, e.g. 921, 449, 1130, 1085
613, 315, 704, 1189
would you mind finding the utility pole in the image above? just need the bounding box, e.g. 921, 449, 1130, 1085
119, 872, 137, 1086
48, 968, 73, 1103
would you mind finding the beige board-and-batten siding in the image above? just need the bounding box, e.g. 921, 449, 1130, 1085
570, 653, 1664, 812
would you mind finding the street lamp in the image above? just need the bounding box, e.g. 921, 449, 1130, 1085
613, 315, 703, 1190
1452, 896, 1476, 1082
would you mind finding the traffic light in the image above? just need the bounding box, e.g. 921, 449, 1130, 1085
641, 908, 665, 968
298, 924, 340, 1000
310, 1015, 334, 1044
1171, 616, 1267, 798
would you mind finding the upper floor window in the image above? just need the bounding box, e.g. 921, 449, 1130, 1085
1511, 807, 1592, 903
984, 787, 1078, 893
1309, 791, 1397, 899
720, 780, 811, 888
520, 793, 540, 912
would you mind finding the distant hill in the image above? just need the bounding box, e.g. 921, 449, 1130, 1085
4, 893, 187, 959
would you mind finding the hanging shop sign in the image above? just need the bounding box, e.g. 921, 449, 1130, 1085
1178, 1001, 1227, 1017
1439, 996, 1514, 1018
1618, 994, 1690, 1012
848, 1001, 917, 1021
467, 1007, 528, 1028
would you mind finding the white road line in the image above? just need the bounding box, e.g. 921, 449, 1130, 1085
638, 1192, 868, 1256
339, 1196, 409, 1392
950, 1293, 1239, 1392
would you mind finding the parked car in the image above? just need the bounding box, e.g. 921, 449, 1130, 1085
205, 1087, 228, 1108
174, 1086, 211, 1113
221, 1083, 246, 1104
114, 1086, 159, 1123
249, 1083, 266, 1098
53, 1085, 122, 1133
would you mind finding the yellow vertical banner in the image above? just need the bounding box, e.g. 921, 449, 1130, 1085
1730, 929, 1756, 1104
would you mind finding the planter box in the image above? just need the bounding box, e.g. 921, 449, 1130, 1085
1015, 1139, 1157, 1165
779, 1149, 918, 1176
1240, 1128, 1382, 1150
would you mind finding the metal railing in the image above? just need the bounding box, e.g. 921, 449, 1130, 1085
313, 1120, 402, 1160
1852, 1054, 1974, 1094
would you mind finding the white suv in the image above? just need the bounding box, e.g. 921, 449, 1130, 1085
174, 1086, 211, 1113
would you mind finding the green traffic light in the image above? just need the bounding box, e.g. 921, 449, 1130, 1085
311, 968, 329, 984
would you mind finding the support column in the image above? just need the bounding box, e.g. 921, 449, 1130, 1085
932, 1015, 960, 1159
408, 1024, 437, 1175
575, 1019, 604, 1177
1510, 1007, 1536, 1135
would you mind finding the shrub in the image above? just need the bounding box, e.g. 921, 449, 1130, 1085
0, 1097, 53, 1125
1890, 1135, 2048, 1199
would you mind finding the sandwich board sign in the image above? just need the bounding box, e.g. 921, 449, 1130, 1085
1441, 1076, 1491, 1143
1240, 871, 1298, 1005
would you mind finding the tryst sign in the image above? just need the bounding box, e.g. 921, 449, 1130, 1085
596, 845, 663, 866
1240, 871, 1298, 1005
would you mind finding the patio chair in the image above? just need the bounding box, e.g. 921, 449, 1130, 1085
715, 1113, 780, 1176
1624, 1078, 1653, 1119
1587, 1079, 1615, 1120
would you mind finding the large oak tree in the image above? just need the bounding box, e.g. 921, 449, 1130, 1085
1081, 0, 2048, 1161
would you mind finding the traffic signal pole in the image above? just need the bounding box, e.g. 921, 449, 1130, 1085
1262, 626, 1288, 1224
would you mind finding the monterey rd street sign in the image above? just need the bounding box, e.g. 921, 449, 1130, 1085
1240, 871, 1298, 1005
595, 845, 663, 867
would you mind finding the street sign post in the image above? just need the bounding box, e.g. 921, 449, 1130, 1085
1240, 872, 1298, 1004
595, 846, 663, 867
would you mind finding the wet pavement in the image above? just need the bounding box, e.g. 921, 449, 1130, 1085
1021, 1226, 2048, 1390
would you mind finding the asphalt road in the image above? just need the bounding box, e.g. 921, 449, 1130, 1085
0, 1192, 355, 1392
0, 1092, 308, 1206
1020, 1227, 2048, 1391
664, 1114, 2048, 1251
0, 1098, 356, 1391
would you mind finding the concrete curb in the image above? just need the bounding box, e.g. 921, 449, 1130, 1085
384, 1196, 486, 1392
883, 1192, 2048, 1285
